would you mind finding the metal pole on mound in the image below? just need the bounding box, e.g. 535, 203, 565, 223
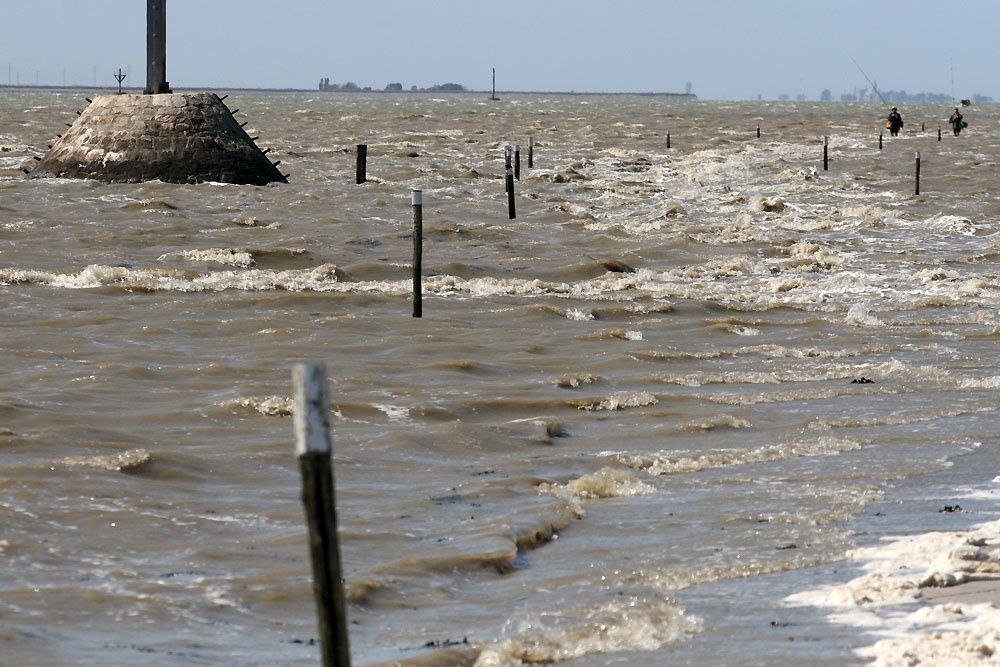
145, 0, 171, 94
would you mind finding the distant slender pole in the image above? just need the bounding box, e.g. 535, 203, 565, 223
756, 124, 761, 138
355, 144, 367, 184
506, 166, 516, 219
514, 145, 521, 180
922, 121, 925, 132
823, 136, 829, 171
294, 363, 352, 667
915, 151, 921, 195
412, 189, 422, 318
879, 133, 883, 151
114, 68, 127, 95
937, 127, 942, 142
666, 131, 671, 149
528, 136, 534, 167
144, 0, 171, 94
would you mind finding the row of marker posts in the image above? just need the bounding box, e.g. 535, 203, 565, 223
358, 123, 939, 320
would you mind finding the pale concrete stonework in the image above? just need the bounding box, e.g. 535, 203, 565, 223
30, 93, 286, 186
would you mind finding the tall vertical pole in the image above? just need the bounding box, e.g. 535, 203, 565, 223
145, 0, 171, 94
412, 189, 423, 318
294, 364, 352, 667
823, 136, 829, 171
915, 151, 921, 195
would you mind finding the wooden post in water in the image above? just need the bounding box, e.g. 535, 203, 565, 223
879, 133, 883, 151
667, 131, 671, 149
144, 0, 171, 94
503, 146, 512, 192
922, 122, 925, 132
823, 136, 829, 171
915, 151, 921, 195
937, 127, 942, 141
506, 165, 516, 219
294, 363, 351, 667
355, 144, 367, 184
411, 189, 422, 318
756, 125, 761, 139
514, 145, 521, 180
528, 136, 534, 168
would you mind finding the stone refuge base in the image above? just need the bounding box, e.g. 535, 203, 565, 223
30, 93, 286, 185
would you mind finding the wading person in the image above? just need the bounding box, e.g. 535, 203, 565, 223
886, 107, 904, 136
949, 107, 966, 136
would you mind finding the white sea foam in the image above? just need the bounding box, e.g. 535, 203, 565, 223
787, 513, 1000, 665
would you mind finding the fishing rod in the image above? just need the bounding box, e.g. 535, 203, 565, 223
848, 54, 891, 109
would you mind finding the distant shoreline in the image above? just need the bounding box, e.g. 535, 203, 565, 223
0, 84, 697, 98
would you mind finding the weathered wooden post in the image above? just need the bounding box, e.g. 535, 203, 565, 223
823, 136, 829, 171
915, 151, 921, 195
503, 146, 511, 193
355, 144, 367, 184
506, 165, 516, 219
756, 125, 761, 139
528, 136, 534, 167
144, 0, 171, 94
879, 133, 883, 151
666, 131, 671, 149
514, 145, 521, 180
294, 363, 351, 667
921, 121, 925, 132
937, 127, 942, 142
412, 189, 422, 318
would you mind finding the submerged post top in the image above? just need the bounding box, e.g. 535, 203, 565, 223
293, 363, 332, 456
411, 189, 422, 206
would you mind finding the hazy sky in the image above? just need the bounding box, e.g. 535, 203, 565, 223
3, 1, 997, 100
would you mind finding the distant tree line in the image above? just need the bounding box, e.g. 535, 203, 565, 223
816, 87, 993, 103
319, 78, 467, 93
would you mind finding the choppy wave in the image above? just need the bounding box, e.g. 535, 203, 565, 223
474, 598, 700, 666
609, 436, 863, 475
57, 448, 153, 472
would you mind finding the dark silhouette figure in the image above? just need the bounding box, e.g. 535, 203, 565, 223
949, 108, 966, 136
886, 107, 903, 136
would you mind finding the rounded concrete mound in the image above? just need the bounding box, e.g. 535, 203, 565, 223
30, 93, 287, 186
